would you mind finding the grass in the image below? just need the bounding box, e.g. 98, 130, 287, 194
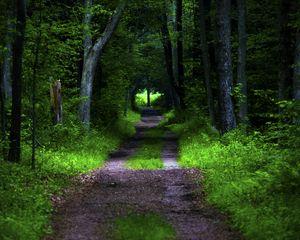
0, 110, 140, 240
166, 111, 300, 240
126, 128, 165, 170
113, 213, 176, 240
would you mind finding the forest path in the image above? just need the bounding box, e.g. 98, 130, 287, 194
45, 109, 242, 240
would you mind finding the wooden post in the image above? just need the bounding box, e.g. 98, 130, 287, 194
50, 80, 63, 124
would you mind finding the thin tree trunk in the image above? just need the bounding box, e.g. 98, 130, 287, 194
0, 81, 5, 142
78, 1, 126, 128
237, 0, 248, 123
198, 0, 215, 125
8, 0, 26, 162
278, 0, 293, 100
216, 0, 236, 133
147, 87, 151, 107
176, 0, 185, 108
293, 28, 300, 121
31, 0, 42, 169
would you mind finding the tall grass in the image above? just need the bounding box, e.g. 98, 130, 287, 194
168, 112, 300, 240
0, 110, 140, 240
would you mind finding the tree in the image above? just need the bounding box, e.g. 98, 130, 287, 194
78, 0, 127, 128
294, 28, 300, 102
278, 0, 293, 100
196, 0, 215, 125
216, 0, 236, 133
175, 0, 185, 108
8, 0, 26, 162
237, 0, 248, 123
161, 10, 179, 108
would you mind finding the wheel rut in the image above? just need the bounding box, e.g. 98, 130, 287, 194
45, 109, 242, 240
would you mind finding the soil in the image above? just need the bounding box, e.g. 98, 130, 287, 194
45, 109, 242, 240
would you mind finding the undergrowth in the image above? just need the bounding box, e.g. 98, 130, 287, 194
166, 110, 300, 240
0, 110, 140, 240
126, 128, 165, 170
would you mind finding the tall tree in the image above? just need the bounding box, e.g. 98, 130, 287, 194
161, 10, 179, 108
294, 28, 300, 102
1, 11, 13, 100
8, 0, 26, 162
1, 6, 14, 144
237, 0, 248, 123
175, 0, 185, 108
216, 0, 236, 133
196, 0, 215, 125
78, 0, 126, 127
278, 0, 293, 100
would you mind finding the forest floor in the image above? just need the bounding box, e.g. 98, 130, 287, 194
44, 109, 242, 240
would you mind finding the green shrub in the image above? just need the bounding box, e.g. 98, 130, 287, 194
169, 111, 300, 240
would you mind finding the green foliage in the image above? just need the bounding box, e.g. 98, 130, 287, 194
126, 128, 164, 170
168, 111, 300, 240
0, 111, 140, 240
113, 213, 176, 240
135, 90, 163, 108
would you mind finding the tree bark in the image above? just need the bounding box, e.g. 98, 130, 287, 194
294, 29, 300, 101
237, 0, 248, 123
175, 0, 185, 108
161, 11, 180, 108
216, 0, 236, 133
8, 0, 26, 162
197, 0, 215, 125
278, 0, 293, 100
78, 1, 126, 128
1, 9, 14, 100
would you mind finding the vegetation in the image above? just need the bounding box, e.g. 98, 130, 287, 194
126, 128, 164, 170
0, 111, 140, 240
1, 0, 300, 239
165, 110, 300, 240
113, 213, 175, 240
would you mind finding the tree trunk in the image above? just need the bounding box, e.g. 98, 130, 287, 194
78, 1, 126, 128
176, 0, 185, 108
147, 87, 151, 107
294, 29, 300, 100
278, 0, 293, 100
216, 0, 236, 133
31, 0, 42, 169
8, 0, 26, 162
1, 9, 14, 100
237, 0, 248, 123
161, 11, 180, 108
197, 0, 215, 125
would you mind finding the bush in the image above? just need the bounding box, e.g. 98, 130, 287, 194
168, 111, 300, 240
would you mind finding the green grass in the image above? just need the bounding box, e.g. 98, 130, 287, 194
126, 128, 165, 170
167, 112, 300, 240
0, 110, 140, 240
113, 213, 176, 240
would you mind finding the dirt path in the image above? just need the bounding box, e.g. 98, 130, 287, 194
45, 109, 242, 240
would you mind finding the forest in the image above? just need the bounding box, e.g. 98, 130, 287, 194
0, 0, 300, 239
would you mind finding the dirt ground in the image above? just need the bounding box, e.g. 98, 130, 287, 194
45, 109, 242, 240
